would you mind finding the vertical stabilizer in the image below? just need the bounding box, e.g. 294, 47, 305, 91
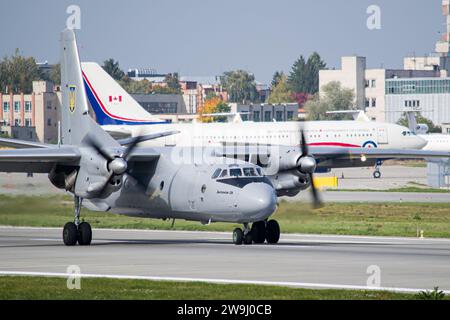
60, 29, 119, 147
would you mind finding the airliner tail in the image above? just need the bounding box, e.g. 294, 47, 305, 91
81, 62, 168, 125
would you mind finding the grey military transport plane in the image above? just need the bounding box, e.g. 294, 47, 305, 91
1, 30, 449, 247
0, 29, 278, 246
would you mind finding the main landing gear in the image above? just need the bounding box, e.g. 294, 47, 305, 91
63, 196, 92, 246
373, 161, 382, 179
232, 220, 280, 245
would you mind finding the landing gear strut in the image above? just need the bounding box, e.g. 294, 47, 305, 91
232, 220, 280, 245
63, 196, 92, 246
373, 160, 382, 179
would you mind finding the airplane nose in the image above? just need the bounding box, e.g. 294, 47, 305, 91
414, 135, 427, 149
239, 182, 277, 221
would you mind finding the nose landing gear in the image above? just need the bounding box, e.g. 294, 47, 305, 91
232, 220, 280, 245
62, 196, 92, 246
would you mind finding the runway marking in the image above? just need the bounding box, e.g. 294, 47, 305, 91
0, 270, 448, 294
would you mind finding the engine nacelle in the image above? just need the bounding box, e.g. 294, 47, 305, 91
415, 124, 429, 135
266, 149, 316, 175
271, 150, 302, 172
269, 171, 310, 197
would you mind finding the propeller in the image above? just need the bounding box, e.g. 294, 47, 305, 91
298, 128, 323, 209
84, 133, 146, 196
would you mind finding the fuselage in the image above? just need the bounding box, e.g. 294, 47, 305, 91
81, 153, 277, 224
420, 134, 450, 152
103, 120, 426, 150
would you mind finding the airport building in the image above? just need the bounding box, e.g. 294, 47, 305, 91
319, 56, 446, 125
319, 1, 450, 128
131, 93, 187, 114
0, 81, 60, 143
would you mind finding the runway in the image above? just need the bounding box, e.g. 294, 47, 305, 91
1, 226, 450, 293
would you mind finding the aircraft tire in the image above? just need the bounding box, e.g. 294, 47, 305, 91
373, 171, 381, 179
243, 232, 253, 245
77, 222, 92, 246
265, 220, 280, 244
233, 228, 244, 245
63, 222, 78, 246
251, 221, 266, 244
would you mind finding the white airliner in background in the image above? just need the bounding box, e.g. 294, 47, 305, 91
81, 62, 426, 154
404, 112, 450, 152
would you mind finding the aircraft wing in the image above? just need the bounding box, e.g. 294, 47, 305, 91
126, 148, 161, 162
117, 131, 180, 146
0, 147, 80, 173
0, 137, 55, 149
309, 147, 450, 161
214, 145, 449, 171
101, 126, 132, 139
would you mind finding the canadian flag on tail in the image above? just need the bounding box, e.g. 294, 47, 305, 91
109, 95, 122, 104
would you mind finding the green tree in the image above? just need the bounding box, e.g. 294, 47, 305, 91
49, 64, 61, 85
271, 71, 285, 87
288, 52, 326, 94
119, 78, 152, 94
214, 101, 231, 122
305, 52, 327, 94
287, 55, 306, 93
304, 81, 355, 120
0, 49, 41, 93
220, 70, 258, 103
150, 85, 180, 94
397, 113, 442, 133
268, 74, 294, 104
102, 58, 125, 81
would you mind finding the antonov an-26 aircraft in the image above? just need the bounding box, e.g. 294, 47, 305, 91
79, 62, 448, 185
1, 30, 449, 247
0, 29, 281, 246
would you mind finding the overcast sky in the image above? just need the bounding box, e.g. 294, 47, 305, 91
0, 0, 444, 83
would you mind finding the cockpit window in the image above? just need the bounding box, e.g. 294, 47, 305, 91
256, 168, 262, 176
229, 168, 242, 177
402, 130, 416, 136
220, 169, 228, 178
211, 168, 222, 179
243, 167, 257, 177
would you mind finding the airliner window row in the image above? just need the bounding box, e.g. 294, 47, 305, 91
194, 132, 374, 140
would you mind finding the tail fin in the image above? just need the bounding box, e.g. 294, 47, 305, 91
81, 62, 167, 125
60, 29, 119, 147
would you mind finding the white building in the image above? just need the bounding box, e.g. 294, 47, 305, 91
319, 56, 442, 123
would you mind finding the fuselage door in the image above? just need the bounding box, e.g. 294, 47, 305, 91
377, 127, 388, 145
